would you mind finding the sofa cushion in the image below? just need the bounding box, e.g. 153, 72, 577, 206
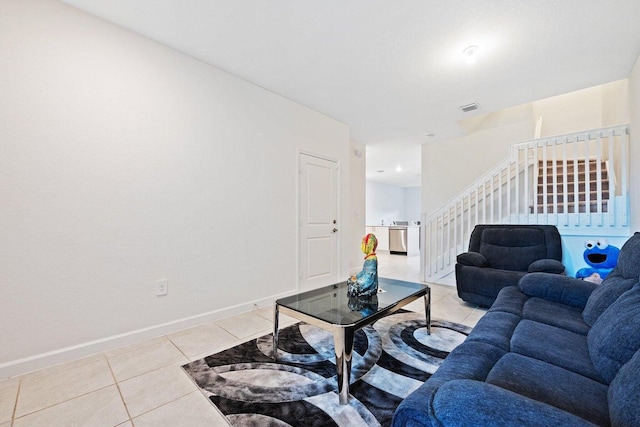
608, 349, 640, 427
456, 264, 526, 307
479, 227, 547, 271
489, 286, 528, 316
465, 311, 520, 352
588, 283, 640, 384
612, 232, 640, 280
583, 232, 640, 326
431, 380, 599, 427
486, 353, 610, 426
519, 272, 597, 309
424, 340, 507, 385
523, 297, 591, 335
582, 274, 637, 326
491, 286, 591, 335
510, 320, 602, 382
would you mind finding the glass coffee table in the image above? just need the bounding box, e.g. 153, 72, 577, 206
273, 277, 430, 404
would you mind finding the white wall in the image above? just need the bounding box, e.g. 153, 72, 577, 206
422, 81, 632, 219
404, 187, 422, 223
422, 104, 534, 216
532, 80, 628, 136
365, 181, 404, 225
349, 142, 367, 272
0, 0, 353, 377
366, 182, 421, 226
629, 54, 640, 233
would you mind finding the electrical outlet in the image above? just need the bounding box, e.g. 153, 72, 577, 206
156, 280, 168, 296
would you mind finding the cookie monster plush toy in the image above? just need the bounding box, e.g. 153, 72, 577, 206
575, 239, 620, 284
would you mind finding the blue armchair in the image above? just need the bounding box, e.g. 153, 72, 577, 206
455, 224, 565, 307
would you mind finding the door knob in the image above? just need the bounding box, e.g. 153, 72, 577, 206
332, 228, 338, 233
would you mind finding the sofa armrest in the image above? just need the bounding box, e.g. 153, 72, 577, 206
456, 251, 488, 267
528, 258, 565, 274
518, 272, 598, 308
427, 380, 597, 427
392, 342, 508, 427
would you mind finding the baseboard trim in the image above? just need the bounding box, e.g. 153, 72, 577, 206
0, 290, 295, 379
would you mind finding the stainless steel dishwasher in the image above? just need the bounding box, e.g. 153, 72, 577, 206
389, 226, 408, 254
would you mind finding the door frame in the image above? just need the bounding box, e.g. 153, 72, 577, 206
296, 150, 341, 291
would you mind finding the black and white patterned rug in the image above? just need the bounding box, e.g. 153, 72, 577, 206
182, 311, 472, 427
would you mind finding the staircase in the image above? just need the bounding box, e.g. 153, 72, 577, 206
422, 125, 630, 283
532, 159, 610, 214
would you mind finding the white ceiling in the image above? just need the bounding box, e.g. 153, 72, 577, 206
60, 0, 640, 187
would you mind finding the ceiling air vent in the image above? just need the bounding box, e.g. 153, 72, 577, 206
460, 102, 479, 113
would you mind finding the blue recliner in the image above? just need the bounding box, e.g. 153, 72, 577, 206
456, 224, 565, 307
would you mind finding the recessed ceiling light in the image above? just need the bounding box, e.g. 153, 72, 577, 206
396, 166, 402, 172
463, 45, 479, 64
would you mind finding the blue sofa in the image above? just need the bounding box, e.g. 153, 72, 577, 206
393, 232, 640, 427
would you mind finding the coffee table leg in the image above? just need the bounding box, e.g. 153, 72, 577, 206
424, 288, 431, 335
272, 304, 279, 360
333, 325, 355, 404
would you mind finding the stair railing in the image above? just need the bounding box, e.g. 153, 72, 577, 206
422, 124, 629, 282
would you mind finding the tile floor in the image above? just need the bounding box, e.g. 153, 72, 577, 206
0, 253, 486, 427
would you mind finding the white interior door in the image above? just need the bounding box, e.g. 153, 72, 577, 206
298, 153, 340, 292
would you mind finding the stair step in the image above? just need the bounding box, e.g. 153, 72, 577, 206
537, 191, 609, 204
539, 160, 607, 174
531, 200, 609, 214
539, 158, 601, 163
539, 158, 603, 166
538, 181, 610, 192
537, 171, 608, 184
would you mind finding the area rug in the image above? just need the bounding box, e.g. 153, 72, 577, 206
182, 311, 472, 427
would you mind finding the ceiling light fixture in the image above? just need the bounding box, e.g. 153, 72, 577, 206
396, 166, 402, 172
463, 45, 479, 64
